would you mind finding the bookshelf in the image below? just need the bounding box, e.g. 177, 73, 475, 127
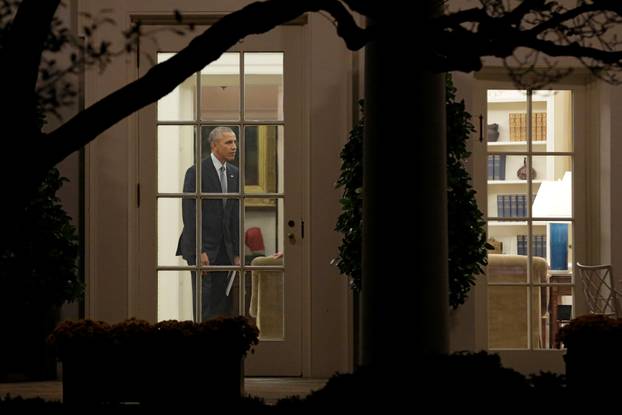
486, 90, 559, 257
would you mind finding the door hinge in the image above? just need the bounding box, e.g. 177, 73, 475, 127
301, 220, 304, 239
136, 183, 141, 207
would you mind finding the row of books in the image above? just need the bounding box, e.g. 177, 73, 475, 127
496, 194, 535, 217
517, 234, 547, 258
509, 112, 547, 141
487, 155, 506, 180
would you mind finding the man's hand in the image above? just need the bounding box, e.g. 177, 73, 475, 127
200, 252, 210, 267
233, 256, 241, 266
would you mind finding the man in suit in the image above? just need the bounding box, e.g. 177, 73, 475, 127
176, 127, 240, 321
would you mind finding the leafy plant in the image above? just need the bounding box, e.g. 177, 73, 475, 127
334, 75, 489, 308
445, 74, 490, 308
332, 101, 364, 290
0, 166, 82, 311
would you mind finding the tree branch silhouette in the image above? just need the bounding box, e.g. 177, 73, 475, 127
6, 0, 622, 199
43, 0, 371, 168
433, 0, 622, 86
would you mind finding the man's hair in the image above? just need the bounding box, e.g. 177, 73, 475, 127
208, 126, 235, 146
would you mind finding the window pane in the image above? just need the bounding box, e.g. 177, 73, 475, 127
534, 89, 573, 153
244, 125, 281, 194
158, 270, 194, 322
244, 53, 283, 121
247, 267, 284, 340
200, 53, 240, 121
488, 286, 531, 349
532, 156, 572, 220
547, 280, 573, 349
199, 197, 241, 266
200, 271, 239, 321
244, 199, 283, 264
158, 198, 187, 267
158, 125, 195, 194
200, 126, 241, 193
157, 53, 196, 121
487, 89, 529, 152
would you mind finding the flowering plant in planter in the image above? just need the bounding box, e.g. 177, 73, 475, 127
557, 315, 622, 388
48, 317, 259, 405
557, 314, 622, 349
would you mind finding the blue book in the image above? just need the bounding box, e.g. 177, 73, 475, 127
497, 155, 506, 180
497, 195, 505, 217
503, 195, 511, 218
510, 194, 518, 217
517, 194, 526, 217
517, 235, 527, 255
488, 155, 494, 180
536, 235, 547, 258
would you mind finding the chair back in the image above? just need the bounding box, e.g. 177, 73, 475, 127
576, 263, 620, 318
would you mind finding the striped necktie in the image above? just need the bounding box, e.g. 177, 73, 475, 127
219, 165, 227, 193
219, 165, 227, 207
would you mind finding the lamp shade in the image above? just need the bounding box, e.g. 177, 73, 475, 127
532, 171, 572, 218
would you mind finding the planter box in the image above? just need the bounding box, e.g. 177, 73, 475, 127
49, 317, 257, 405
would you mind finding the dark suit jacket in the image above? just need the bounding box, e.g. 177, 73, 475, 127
176, 157, 240, 263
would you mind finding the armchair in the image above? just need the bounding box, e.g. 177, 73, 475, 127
249, 255, 284, 339
487, 254, 548, 348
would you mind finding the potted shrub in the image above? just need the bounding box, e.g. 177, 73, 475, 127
558, 314, 622, 388
0, 167, 82, 381
48, 316, 259, 405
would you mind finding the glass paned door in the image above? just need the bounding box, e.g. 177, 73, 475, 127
486, 89, 575, 350
138, 26, 304, 376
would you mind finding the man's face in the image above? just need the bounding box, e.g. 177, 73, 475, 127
212, 132, 237, 162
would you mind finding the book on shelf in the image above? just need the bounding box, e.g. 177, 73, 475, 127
509, 113, 523, 141
535, 112, 547, 141
516, 234, 546, 257
517, 194, 526, 217
508, 112, 547, 141
504, 195, 511, 217
496, 194, 528, 217
487, 154, 506, 180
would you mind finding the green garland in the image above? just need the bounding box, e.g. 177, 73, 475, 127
334, 75, 489, 308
